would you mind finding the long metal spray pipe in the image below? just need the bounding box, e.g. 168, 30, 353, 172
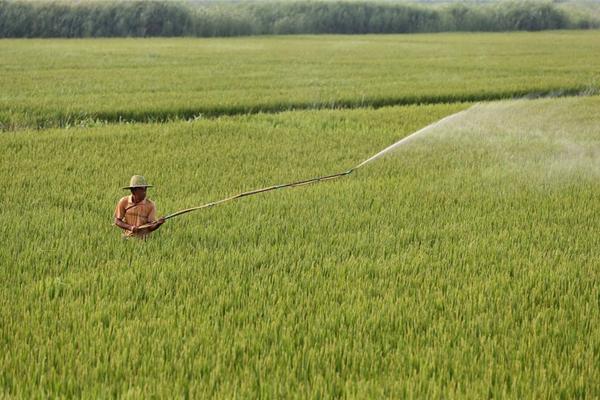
163, 169, 354, 221
153, 108, 470, 224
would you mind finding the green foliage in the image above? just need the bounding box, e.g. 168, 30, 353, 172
0, 0, 195, 37
1, 98, 599, 397
1, 32, 599, 131
0, 0, 598, 38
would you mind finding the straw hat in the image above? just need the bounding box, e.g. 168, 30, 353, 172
122, 175, 153, 190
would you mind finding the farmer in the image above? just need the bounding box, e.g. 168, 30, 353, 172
114, 175, 165, 238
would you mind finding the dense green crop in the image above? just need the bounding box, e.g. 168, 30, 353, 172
1, 31, 600, 131
1, 96, 598, 397
2, 0, 594, 38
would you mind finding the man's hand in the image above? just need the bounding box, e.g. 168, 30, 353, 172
130, 225, 140, 234
149, 217, 166, 232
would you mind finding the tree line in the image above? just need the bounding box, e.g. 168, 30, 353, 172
0, 0, 598, 38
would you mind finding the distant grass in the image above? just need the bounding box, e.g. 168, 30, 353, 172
1, 31, 599, 131
1, 98, 599, 397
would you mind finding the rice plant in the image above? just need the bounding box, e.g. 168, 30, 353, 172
1, 97, 598, 398
1, 31, 599, 131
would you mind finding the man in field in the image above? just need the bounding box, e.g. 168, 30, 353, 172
114, 175, 165, 238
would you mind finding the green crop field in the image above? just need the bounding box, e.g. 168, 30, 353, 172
1, 31, 600, 130
1, 33, 599, 398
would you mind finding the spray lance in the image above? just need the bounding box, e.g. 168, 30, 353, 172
137, 108, 469, 230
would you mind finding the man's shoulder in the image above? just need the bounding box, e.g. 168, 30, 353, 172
117, 195, 130, 205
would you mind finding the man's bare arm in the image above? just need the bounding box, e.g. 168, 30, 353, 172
114, 217, 138, 233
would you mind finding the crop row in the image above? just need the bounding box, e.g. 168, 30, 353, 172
1, 32, 599, 131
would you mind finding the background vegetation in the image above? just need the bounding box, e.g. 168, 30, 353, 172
1, 0, 599, 38
1, 32, 599, 131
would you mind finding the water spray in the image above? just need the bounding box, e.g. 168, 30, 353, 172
140, 108, 471, 228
